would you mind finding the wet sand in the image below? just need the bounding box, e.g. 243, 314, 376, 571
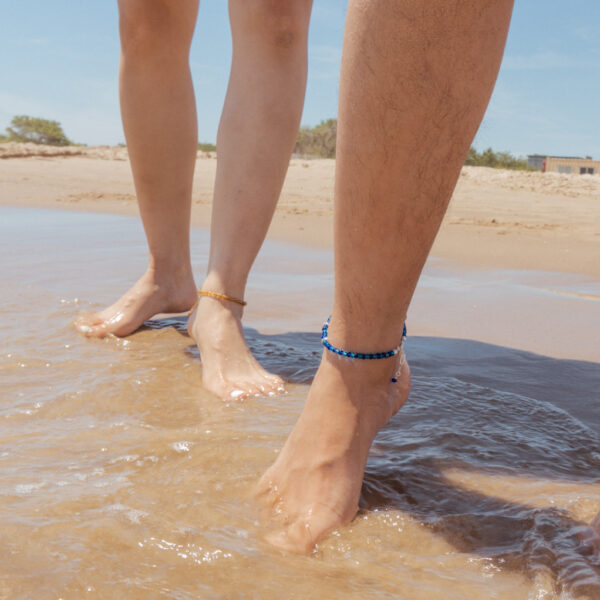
1, 207, 599, 599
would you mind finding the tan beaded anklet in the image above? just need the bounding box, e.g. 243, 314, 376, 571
197, 290, 246, 306
189, 290, 247, 315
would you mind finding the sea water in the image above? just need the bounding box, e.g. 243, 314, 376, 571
1, 207, 599, 599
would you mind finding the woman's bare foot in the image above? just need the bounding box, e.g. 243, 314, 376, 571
255, 350, 411, 553
75, 266, 197, 338
187, 293, 285, 401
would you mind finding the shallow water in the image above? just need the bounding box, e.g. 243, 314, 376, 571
1, 207, 600, 599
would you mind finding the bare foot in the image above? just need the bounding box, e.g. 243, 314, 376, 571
75, 266, 197, 337
187, 293, 285, 401
255, 350, 411, 553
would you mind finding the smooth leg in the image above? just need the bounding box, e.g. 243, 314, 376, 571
257, 0, 514, 552
188, 0, 313, 400
76, 0, 199, 337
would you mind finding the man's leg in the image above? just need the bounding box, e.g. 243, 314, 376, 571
257, 0, 514, 552
188, 0, 313, 399
76, 0, 199, 337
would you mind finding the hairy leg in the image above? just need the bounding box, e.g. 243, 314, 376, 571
76, 0, 199, 337
188, 0, 313, 400
257, 0, 514, 552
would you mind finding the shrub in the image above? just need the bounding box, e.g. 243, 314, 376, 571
465, 146, 533, 171
198, 142, 216, 152
4, 115, 73, 146
294, 119, 337, 158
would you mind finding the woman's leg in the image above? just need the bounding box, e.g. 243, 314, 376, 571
257, 0, 514, 552
76, 0, 199, 337
188, 0, 313, 400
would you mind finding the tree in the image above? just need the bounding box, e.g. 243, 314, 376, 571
5, 115, 73, 146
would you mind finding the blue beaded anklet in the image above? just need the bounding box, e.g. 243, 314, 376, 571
321, 317, 407, 382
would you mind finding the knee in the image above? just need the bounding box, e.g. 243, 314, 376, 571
118, 0, 194, 63
231, 0, 312, 51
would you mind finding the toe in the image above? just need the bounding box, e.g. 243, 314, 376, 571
224, 379, 271, 401
75, 322, 95, 336
224, 387, 253, 401
75, 310, 132, 338
89, 323, 110, 338
269, 503, 353, 554
265, 520, 315, 554
263, 374, 285, 393
75, 316, 110, 338
252, 477, 272, 502
249, 372, 286, 397
74, 312, 102, 333
252, 473, 286, 515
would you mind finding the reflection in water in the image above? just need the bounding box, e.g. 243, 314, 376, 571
1, 207, 599, 599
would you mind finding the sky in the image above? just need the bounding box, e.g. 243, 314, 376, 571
1, 1, 599, 158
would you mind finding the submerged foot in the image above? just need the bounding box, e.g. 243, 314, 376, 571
75, 266, 196, 337
187, 291, 284, 401
255, 349, 411, 553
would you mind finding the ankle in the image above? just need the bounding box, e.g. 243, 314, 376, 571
311, 355, 403, 437
147, 258, 193, 284
323, 316, 406, 366
200, 271, 247, 305
193, 289, 244, 322
321, 350, 397, 389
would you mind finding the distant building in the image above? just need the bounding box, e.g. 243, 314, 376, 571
527, 154, 599, 175
527, 154, 547, 171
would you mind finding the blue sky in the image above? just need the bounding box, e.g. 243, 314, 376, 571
1, 1, 599, 158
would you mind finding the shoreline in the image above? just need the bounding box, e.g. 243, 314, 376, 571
1, 147, 599, 279
2, 203, 598, 364
1, 147, 599, 363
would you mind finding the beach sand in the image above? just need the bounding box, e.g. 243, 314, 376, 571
1, 146, 599, 598
2, 142, 599, 279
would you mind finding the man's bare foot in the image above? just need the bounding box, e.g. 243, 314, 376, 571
255, 350, 411, 553
187, 293, 285, 401
75, 266, 197, 338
